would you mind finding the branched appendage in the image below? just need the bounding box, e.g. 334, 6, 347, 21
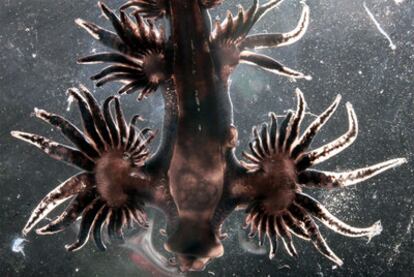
11, 85, 158, 251
211, 0, 311, 80
76, 2, 170, 100
234, 89, 407, 265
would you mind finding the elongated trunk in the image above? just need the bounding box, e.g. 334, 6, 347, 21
168, 0, 233, 221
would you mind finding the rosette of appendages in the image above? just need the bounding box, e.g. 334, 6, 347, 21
12, 85, 157, 251
211, 0, 311, 80
76, 2, 170, 100
240, 88, 406, 265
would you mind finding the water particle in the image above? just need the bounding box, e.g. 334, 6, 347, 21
12, 237, 27, 257
394, 0, 406, 5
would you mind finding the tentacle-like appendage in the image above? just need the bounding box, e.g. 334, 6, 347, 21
10, 131, 95, 172
91, 66, 144, 84
77, 2, 169, 99
244, 204, 297, 258
103, 96, 119, 146
67, 88, 106, 152
124, 207, 133, 229
258, 123, 271, 155
296, 103, 358, 171
105, 210, 115, 241
258, 214, 268, 246
131, 129, 157, 159
288, 203, 343, 266
66, 199, 105, 252
249, 212, 261, 239
255, 0, 285, 23
211, 3, 256, 46
78, 52, 141, 67
269, 112, 278, 152
113, 209, 126, 241
248, 140, 264, 161
275, 216, 297, 257
120, 0, 167, 19
242, 151, 261, 166
284, 89, 306, 152
212, 0, 286, 45
99, 2, 128, 42
278, 111, 294, 151
117, 209, 130, 237
95, 73, 139, 88
75, 19, 126, 53
261, 123, 272, 155
252, 127, 267, 158
126, 119, 139, 151
295, 193, 383, 240
21, 173, 93, 236
237, 90, 406, 266
241, 3, 309, 50
36, 190, 96, 235
298, 158, 407, 189
240, 51, 311, 80
266, 215, 278, 259
93, 205, 110, 251
130, 204, 149, 226
117, 80, 147, 96
78, 85, 113, 147
290, 95, 342, 159
211, 0, 310, 81
14, 87, 155, 251
282, 212, 310, 240
114, 97, 128, 146
33, 108, 100, 160
129, 204, 149, 228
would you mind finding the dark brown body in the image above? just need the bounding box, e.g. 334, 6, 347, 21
162, 0, 236, 264
15, 0, 404, 273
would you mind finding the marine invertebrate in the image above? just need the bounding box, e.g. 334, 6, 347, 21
12, 87, 155, 251
236, 89, 404, 264
12, 0, 406, 272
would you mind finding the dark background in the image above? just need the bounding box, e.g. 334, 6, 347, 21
1, 0, 413, 276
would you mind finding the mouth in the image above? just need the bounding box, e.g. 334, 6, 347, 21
174, 255, 211, 272
163, 217, 225, 271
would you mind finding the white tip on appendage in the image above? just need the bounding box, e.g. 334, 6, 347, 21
367, 220, 383, 243
66, 94, 75, 112
397, 157, 408, 165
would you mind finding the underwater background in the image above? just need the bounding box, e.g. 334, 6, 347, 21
1, 0, 413, 276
